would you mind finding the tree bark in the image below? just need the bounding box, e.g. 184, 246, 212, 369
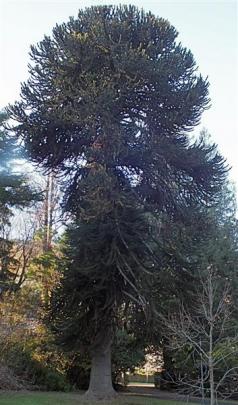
208, 270, 215, 405
209, 358, 215, 405
84, 329, 117, 401
43, 175, 50, 252
48, 173, 55, 249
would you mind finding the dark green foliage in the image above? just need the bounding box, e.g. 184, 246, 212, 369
66, 353, 91, 390
50, 200, 157, 349
65, 330, 145, 389
8, 5, 226, 215
7, 6, 229, 394
6, 346, 71, 391
112, 329, 145, 384
153, 184, 238, 395
151, 183, 238, 315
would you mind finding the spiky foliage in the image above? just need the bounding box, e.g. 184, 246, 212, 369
8, 5, 226, 215
50, 195, 157, 349
7, 5, 228, 396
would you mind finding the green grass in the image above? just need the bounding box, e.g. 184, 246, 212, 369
0, 392, 192, 405
1, 392, 237, 405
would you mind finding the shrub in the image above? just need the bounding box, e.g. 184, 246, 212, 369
0, 365, 25, 390
0, 289, 71, 391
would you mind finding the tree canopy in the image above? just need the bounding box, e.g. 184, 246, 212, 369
8, 5, 226, 214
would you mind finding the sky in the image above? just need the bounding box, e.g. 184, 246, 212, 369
0, 0, 237, 189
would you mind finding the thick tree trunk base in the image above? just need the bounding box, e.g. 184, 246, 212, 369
84, 388, 118, 401
85, 329, 116, 401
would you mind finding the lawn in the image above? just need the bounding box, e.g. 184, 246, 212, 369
0, 392, 191, 405
1, 392, 238, 405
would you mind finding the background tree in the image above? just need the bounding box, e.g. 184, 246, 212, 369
41, 172, 61, 253
0, 113, 35, 225
8, 5, 227, 400
161, 266, 238, 404
0, 113, 69, 390
0, 112, 39, 294
151, 182, 238, 397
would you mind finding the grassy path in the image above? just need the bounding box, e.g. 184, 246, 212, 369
128, 385, 238, 405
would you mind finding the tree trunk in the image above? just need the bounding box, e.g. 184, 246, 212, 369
208, 270, 215, 405
84, 330, 117, 401
209, 359, 215, 405
48, 173, 55, 249
43, 175, 50, 252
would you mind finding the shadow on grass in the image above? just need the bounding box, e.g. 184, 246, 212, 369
0, 391, 198, 405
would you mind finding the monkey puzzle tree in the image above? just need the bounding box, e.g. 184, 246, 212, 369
8, 5, 227, 399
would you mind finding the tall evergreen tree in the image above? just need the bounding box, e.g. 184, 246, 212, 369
8, 5, 227, 399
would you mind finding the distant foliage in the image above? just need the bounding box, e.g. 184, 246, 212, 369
0, 112, 40, 294
0, 287, 70, 391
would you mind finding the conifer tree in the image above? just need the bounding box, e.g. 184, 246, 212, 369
0, 112, 39, 293
0, 113, 35, 225
8, 5, 227, 399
